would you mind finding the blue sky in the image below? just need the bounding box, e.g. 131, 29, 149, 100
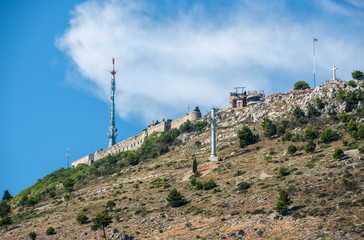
1, 0, 363, 196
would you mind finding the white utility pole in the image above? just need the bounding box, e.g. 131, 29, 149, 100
209, 107, 219, 161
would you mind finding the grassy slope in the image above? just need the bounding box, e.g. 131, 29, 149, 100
1, 81, 363, 240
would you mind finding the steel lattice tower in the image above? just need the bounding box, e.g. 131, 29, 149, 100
108, 58, 117, 148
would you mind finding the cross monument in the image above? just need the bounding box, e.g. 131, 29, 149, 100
331, 66, 338, 81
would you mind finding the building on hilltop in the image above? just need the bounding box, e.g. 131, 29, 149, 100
230, 87, 265, 108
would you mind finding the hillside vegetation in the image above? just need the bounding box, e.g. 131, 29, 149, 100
1, 80, 363, 240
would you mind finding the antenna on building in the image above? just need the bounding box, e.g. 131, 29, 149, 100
66, 147, 70, 168
108, 58, 117, 148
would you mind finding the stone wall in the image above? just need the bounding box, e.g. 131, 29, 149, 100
171, 111, 201, 129
147, 121, 171, 136
94, 131, 147, 161
72, 110, 201, 167
71, 153, 94, 167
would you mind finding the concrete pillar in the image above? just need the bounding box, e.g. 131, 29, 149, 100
209, 107, 219, 161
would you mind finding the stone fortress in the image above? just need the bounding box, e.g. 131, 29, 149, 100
72, 110, 202, 167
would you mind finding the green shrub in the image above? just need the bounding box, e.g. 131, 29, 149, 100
352, 70, 364, 81
166, 188, 187, 207
294, 81, 310, 90
315, 98, 325, 109
76, 213, 89, 224
278, 166, 290, 177
307, 103, 320, 118
293, 106, 305, 121
195, 181, 203, 190
348, 80, 357, 87
203, 179, 217, 190
276, 124, 285, 136
304, 124, 318, 141
321, 127, 340, 143
237, 182, 251, 192
192, 158, 198, 174
46, 226, 55, 235
276, 189, 291, 215
106, 200, 116, 211
344, 91, 359, 112
190, 176, 197, 186
336, 87, 345, 101
238, 125, 259, 147
358, 124, 364, 138
305, 140, 316, 153
29, 231, 37, 240
333, 148, 345, 159
282, 129, 293, 141
287, 144, 297, 156
262, 117, 276, 138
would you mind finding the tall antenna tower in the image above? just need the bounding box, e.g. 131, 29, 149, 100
108, 58, 117, 148
66, 147, 70, 168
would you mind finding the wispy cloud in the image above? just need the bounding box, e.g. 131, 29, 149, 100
57, 0, 364, 123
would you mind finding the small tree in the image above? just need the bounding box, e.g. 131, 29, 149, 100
194, 106, 201, 112
304, 124, 318, 141
276, 124, 285, 136
276, 189, 291, 215
287, 144, 297, 156
91, 210, 113, 240
106, 200, 116, 211
45, 226, 55, 235
294, 81, 310, 90
262, 117, 276, 138
2, 190, 12, 201
26, 196, 39, 209
29, 231, 37, 240
333, 148, 345, 159
0, 216, 12, 230
76, 213, 89, 224
64, 178, 75, 192
305, 140, 316, 154
293, 106, 305, 121
321, 127, 340, 143
203, 179, 217, 190
238, 125, 259, 147
278, 166, 290, 177
48, 191, 56, 199
352, 70, 363, 81
307, 103, 320, 118
192, 157, 198, 175
166, 188, 187, 207
0, 201, 11, 218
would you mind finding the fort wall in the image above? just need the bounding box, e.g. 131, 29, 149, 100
72, 110, 201, 167
171, 111, 201, 129
71, 153, 94, 167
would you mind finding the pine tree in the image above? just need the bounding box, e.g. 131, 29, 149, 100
2, 190, 12, 201
29, 231, 37, 240
166, 188, 187, 207
28, 232, 37, 240
192, 158, 198, 175
276, 189, 291, 215
91, 210, 112, 240
0, 201, 11, 218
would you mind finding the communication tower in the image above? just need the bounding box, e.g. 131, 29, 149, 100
108, 58, 117, 148
66, 147, 70, 168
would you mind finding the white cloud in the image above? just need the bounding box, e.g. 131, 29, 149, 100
57, 0, 364, 123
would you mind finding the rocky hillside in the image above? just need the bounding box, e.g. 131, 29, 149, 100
1, 80, 363, 240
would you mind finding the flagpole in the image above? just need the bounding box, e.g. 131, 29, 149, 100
313, 38, 317, 88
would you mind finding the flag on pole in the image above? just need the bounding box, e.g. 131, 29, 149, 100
313, 38, 318, 42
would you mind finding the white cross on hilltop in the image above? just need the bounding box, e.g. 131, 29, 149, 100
331, 66, 338, 81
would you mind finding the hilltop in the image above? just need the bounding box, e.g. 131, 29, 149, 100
0, 80, 363, 240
